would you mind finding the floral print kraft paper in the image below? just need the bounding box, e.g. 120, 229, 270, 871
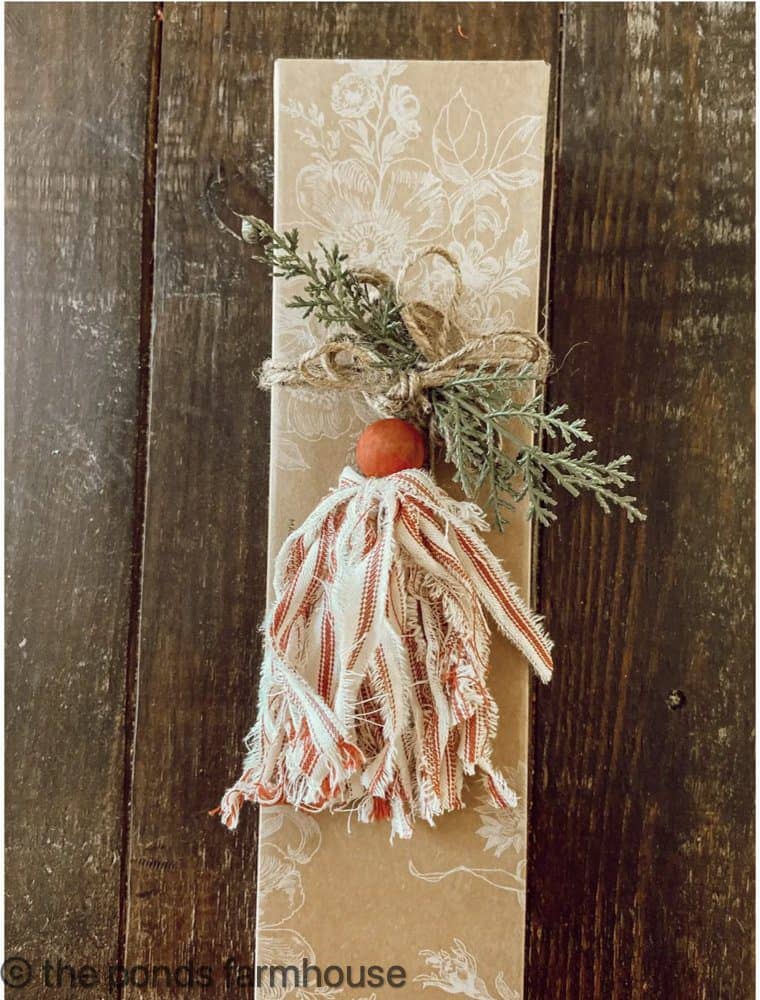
259, 60, 550, 999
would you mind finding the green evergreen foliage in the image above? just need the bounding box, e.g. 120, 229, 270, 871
244, 217, 645, 529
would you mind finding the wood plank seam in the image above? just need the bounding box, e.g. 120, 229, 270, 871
527, 1, 566, 991
116, 6, 165, 995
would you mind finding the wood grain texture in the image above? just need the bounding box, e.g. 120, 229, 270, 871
124, 1, 559, 986
528, 4, 755, 998
5, 1, 152, 975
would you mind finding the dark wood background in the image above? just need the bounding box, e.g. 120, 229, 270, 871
6, 3, 754, 997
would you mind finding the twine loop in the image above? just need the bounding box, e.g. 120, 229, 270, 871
260, 247, 550, 423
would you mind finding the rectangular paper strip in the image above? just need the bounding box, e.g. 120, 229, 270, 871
259, 59, 550, 998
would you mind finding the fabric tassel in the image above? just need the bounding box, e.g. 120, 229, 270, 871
220, 466, 552, 840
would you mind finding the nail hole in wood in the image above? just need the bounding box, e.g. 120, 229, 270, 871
666, 689, 687, 711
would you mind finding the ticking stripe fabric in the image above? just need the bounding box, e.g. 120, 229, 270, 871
220, 468, 552, 840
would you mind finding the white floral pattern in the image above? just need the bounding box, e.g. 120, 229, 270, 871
408, 759, 528, 907
286, 62, 541, 307
257, 809, 341, 1000
416, 939, 520, 1000
263, 59, 550, 1000
274, 60, 544, 470
273, 301, 375, 465
475, 760, 527, 858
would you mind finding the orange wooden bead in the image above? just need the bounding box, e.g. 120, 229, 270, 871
355, 418, 426, 478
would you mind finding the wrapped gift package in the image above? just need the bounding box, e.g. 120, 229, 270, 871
258, 58, 551, 998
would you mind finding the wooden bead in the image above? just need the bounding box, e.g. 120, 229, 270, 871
355, 418, 426, 478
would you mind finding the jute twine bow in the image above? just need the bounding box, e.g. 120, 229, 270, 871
260, 246, 551, 424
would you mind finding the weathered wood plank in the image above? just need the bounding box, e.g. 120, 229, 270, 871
528, 4, 755, 997
5, 1, 153, 978
125, 1, 559, 985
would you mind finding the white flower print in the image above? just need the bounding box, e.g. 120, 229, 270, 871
416, 940, 520, 1000
388, 84, 421, 138
292, 61, 450, 272
331, 72, 376, 119
416, 939, 494, 999
258, 847, 306, 927
259, 806, 322, 865
409, 231, 537, 338
449, 239, 502, 293
288, 65, 542, 337
475, 760, 527, 858
296, 158, 448, 273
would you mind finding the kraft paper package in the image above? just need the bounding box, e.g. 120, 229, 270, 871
257, 59, 550, 998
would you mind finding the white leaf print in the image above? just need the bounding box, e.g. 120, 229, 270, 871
258, 848, 305, 927
433, 90, 487, 185
489, 115, 543, 192
340, 116, 372, 151
275, 436, 309, 472
381, 129, 408, 163
259, 808, 322, 864
494, 973, 520, 1000
491, 167, 540, 193
490, 114, 542, 170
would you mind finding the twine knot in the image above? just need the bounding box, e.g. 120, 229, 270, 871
384, 370, 430, 416
260, 247, 550, 424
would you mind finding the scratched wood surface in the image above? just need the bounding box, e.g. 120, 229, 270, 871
5, 3, 754, 998
5, 1, 153, 982
529, 4, 755, 998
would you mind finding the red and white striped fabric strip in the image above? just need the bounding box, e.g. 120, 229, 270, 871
220, 466, 553, 839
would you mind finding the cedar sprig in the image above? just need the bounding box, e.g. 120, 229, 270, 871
243, 218, 645, 529
241, 217, 419, 368
431, 368, 644, 528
